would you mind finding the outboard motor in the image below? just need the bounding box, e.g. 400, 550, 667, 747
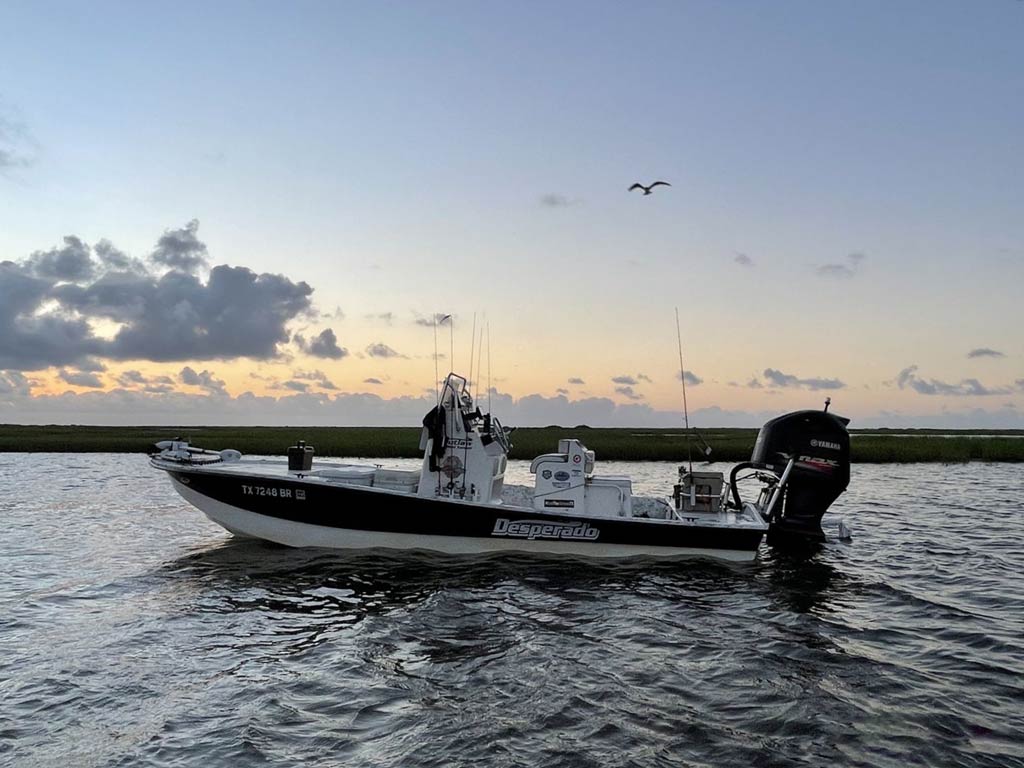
743, 407, 851, 546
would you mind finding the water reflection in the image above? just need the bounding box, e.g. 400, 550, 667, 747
155, 537, 845, 640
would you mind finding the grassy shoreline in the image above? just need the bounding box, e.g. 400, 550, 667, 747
2, 424, 1024, 462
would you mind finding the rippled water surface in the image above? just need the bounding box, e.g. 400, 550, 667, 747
2, 454, 1023, 767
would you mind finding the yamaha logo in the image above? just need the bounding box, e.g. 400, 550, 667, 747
810, 439, 841, 451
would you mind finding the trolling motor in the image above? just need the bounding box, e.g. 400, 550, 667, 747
730, 403, 851, 547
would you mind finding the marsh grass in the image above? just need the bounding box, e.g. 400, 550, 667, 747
2, 424, 1023, 462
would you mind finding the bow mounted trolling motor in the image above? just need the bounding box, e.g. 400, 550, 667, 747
730, 404, 851, 546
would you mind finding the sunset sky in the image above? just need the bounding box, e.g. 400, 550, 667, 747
2, 1, 1022, 427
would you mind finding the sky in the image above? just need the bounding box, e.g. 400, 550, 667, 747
1, 0, 1022, 427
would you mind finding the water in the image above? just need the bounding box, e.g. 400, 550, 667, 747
1, 454, 1022, 768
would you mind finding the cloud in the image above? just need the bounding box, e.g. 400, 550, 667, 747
366, 312, 393, 323
568, 377, 585, 385
150, 220, 208, 273
75, 358, 108, 372
27, 236, 96, 282
967, 348, 1005, 359
0, 370, 31, 396
117, 370, 148, 386
282, 380, 308, 392
292, 369, 337, 390
179, 366, 227, 395
612, 375, 637, 386
0, 260, 103, 369
894, 365, 1017, 396
295, 328, 347, 359
675, 371, 703, 386
637, 373, 653, 383
93, 240, 146, 274
816, 252, 865, 279
762, 368, 845, 390
734, 252, 753, 267
366, 342, 404, 359
1, 222, 317, 370
413, 312, 453, 327
363, 377, 383, 385
3, 381, 1023, 429
556, 388, 569, 395
58, 369, 104, 388
614, 385, 643, 400
539, 193, 578, 208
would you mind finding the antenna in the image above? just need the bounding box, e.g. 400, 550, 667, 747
675, 307, 693, 474
433, 314, 440, 406
487, 322, 492, 414
475, 314, 485, 406
468, 312, 477, 393
824, 396, 831, 413
449, 314, 455, 375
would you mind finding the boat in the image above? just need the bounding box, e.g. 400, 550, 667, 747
151, 372, 851, 561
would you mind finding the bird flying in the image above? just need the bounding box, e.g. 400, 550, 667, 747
628, 181, 671, 196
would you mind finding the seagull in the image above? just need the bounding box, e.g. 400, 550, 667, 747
629, 181, 671, 196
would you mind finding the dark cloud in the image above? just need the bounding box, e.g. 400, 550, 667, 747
59, 369, 104, 388
117, 370, 148, 386
179, 366, 227, 395
366, 342, 403, 359
292, 369, 337, 390
568, 377, 585, 385
363, 377, 383, 385
612, 375, 638, 386
76, 358, 107, 372
816, 252, 865, 279
0, 370, 32, 396
763, 368, 845, 390
94, 240, 146, 274
282, 380, 309, 392
27, 236, 95, 282
676, 371, 703, 386
556, 388, 569, 395
366, 312, 394, 323
894, 365, 1016, 396
1, 223, 315, 370
0, 259, 105, 370
150, 219, 208, 272
967, 348, 1005, 359
103, 266, 312, 361
295, 328, 347, 360
615, 385, 643, 400
540, 193, 577, 208
734, 253, 753, 267
637, 373, 653, 383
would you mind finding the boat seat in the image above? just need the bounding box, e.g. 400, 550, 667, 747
314, 466, 376, 486
374, 468, 421, 492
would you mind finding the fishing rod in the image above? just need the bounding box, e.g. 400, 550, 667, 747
675, 307, 693, 475
674, 308, 714, 468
